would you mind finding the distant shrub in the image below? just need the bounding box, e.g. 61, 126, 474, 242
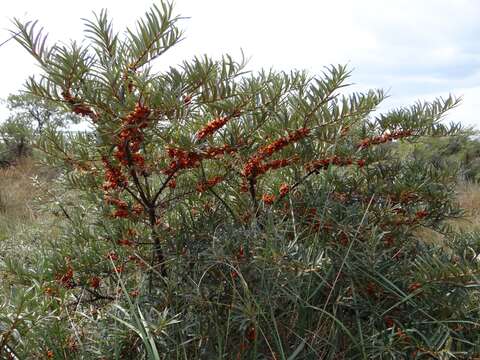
0, 93, 79, 166
397, 135, 480, 183
0, 117, 33, 165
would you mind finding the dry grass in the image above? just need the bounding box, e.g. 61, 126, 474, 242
0, 159, 43, 233
456, 182, 480, 226
0, 158, 61, 267
457, 183, 480, 231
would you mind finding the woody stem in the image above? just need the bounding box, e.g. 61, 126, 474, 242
147, 205, 167, 278
248, 177, 259, 216
123, 140, 166, 280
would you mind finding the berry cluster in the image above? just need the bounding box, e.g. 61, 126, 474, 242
62, 89, 98, 121
167, 178, 177, 189
196, 116, 230, 140
106, 251, 119, 261
357, 130, 413, 149
242, 128, 309, 184
262, 193, 275, 205
105, 251, 126, 274
165, 147, 202, 175
243, 157, 297, 179
56, 264, 75, 289
202, 144, 237, 157
338, 232, 349, 246
408, 282, 422, 292
388, 209, 430, 227
196, 176, 224, 193
114, 103, 150, 169
104, 195, 143, 219
305, 156, 358, 172
105, 196, 129, 218
118, 238, 133, 246
165, 144, 237, 176
183, 95, 192, 105
279, 183, 290, 197
415, 209, 429, 219
311, 220, 334, 233
365, 282, 383, 299
102, 157, 128, 191
258, 128, 310, 158
89, 276, 101, 289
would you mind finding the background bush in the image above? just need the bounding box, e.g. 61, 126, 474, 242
0, 93, 78, 166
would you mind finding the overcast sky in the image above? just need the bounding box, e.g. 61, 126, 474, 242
0, 0, 479, 128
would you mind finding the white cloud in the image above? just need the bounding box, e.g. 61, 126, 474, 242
0, 0, 479, 127
449, 86, 480, 128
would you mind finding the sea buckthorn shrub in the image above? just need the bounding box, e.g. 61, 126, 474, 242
2, 2, 480, 359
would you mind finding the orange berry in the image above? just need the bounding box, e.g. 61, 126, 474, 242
89, 276, 101, 289
44, 287, 54, 296
384, 316, 394, 328
183, 95, 192, 105
118, 239, 133, 246
415, 210, 429, 219
168, 178, 177, 189
245, 325, 256, 341
408, 282, 422, 292
279, 183, 290, 197
106, 251, 119, 261
262, 194, 275, 205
